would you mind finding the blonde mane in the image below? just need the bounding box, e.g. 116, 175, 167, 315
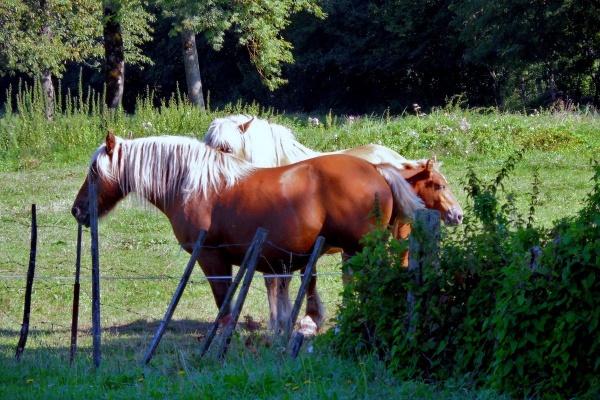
401, 158, 442, 170
203, 115, 428, 170
204, 115, 320, 167
91, 135, 257, 204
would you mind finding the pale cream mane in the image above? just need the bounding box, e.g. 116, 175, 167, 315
203, 115, 431, 172
203, 115, 320, 167
402, 158, 442, 170
91, 135, 257, 204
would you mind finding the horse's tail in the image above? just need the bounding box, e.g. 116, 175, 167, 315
375, 164, 424, 221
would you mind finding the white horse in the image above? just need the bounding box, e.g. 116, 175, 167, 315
202, 115, 463, 334
203, 114, 423, 169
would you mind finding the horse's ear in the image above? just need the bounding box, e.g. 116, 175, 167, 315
238, 117, 254, 134
106, 131, 117, 156
425, 158, 435, 172
126, 132, 132, 140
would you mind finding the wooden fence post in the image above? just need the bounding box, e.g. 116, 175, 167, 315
70, 223, 83, 365
285, 236, 325, 341
143, 229, 208, 364
217, 228, 268, 359
15, 204, 37, 361
406, 209, 441, 335
89, 183, 101, 367
199, 233, 257, 359
289, 332, 304, 359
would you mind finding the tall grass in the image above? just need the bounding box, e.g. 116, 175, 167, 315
2, 80, 599, 172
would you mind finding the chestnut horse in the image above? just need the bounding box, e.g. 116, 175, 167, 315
203, 115, 464, 333
203, 115, 463, 226
71, 132, 424, 333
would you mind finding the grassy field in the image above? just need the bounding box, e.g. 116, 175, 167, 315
0, 101, 599, 398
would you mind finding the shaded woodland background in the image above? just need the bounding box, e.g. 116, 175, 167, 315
1, 0, 599, 115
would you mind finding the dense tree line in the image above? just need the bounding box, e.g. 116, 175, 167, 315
1, 0, 598, 115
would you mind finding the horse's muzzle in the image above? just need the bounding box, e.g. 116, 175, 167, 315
71, 205, 90, 227
445, 208, 464, 226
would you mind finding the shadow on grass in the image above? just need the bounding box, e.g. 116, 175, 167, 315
0, 316, 282, 363
0, 318, 214, 338
0, 318, 222, 361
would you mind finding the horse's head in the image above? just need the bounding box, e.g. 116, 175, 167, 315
402, 158, 464, 226
71, 131, 126, 227
203, 115, 254, 158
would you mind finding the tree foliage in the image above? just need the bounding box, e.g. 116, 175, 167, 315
115, 0, 155, 67
0, 0, 154, 78
452, 0, 600, 105
158, 0, 324, 90
0, 0, 103, 77
1, 0, 599, 113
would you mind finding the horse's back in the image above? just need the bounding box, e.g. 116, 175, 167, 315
340, 144, 420, 169
211, 154, 395, 260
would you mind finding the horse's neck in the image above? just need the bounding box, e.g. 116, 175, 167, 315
283, 141, 321, 164
259, 123, 320, 166
118, 140, 211, 207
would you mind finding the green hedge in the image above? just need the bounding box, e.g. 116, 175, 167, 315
327, 157, 600, 399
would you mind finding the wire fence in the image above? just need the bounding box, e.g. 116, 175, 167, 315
0, 214, 346, 339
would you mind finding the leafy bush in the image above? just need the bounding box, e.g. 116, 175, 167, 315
326, 155, 600, 399
330, 217, 410, 358
488, 161, 600, 398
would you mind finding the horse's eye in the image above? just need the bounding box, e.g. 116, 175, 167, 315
435, 184, 445, 190
220, 146, 233, 153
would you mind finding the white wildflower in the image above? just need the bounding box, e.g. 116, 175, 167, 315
308, 117, 319, 126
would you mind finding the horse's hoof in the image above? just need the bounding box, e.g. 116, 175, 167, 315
297, 316, 318, 336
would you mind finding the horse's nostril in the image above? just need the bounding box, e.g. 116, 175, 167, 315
71, 207, 79, 218
445, 209, 464, 226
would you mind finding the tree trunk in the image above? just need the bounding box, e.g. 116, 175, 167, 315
181, 29, 205, 109
520, 75, 526, 105
41, 70, 55, 121
103, 4, 124, 110
489, 68, 498, 107
547, 71, 556, 101
40, 0, 54, 121
593, 67, 600, 108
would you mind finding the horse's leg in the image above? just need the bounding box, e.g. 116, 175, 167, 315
199, 257, 233, 322
264, 276, 292, 333
396, 222, 412, 268
298, 266, 324, 335
277, 276, 292, 333
264, 276, 278, 331
341, 253, 352, 287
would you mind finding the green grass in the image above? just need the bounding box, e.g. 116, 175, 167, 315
0, 93, 599, 398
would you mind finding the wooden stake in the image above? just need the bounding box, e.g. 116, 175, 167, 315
89, 183, 101, 367
406, 209, 440, 335
143, 229, 208, 364
289, 331, 304, 359
15, 204, 37, 361
217, 228, 268, 359
70, 223, 83, 365
285, 236, 325, 340
198, 230, 261, 358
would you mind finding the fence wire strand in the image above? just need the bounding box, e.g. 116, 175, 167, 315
1, 210, 347, 339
